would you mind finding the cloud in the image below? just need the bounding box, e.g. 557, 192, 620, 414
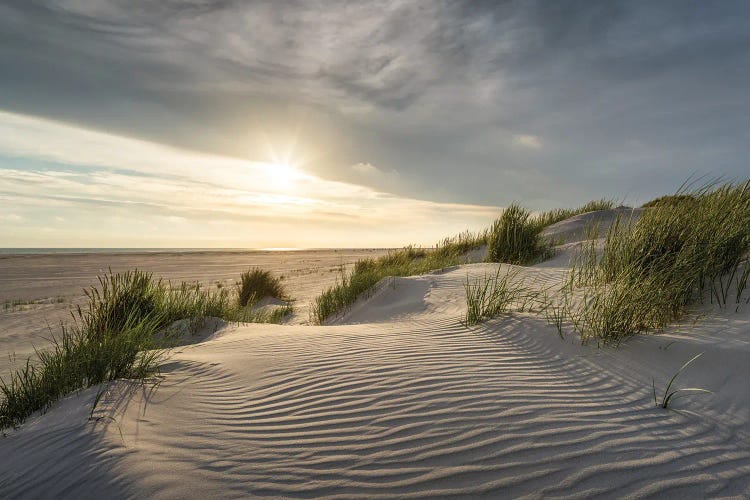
512, 134, 542, 150
0, 111, 500, 247
1, 0, 749, 214
351, 162, 398, 176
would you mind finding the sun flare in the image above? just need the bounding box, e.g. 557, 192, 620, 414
263, 161, 304, 189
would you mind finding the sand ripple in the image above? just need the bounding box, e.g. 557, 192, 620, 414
2, 264, 750, 498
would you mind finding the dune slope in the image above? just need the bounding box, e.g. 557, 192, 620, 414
2, 255, 750, 498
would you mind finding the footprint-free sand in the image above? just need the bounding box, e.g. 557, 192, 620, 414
2, 216, 749, 498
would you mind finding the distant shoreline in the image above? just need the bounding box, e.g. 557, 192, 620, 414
0, 247, 393, 256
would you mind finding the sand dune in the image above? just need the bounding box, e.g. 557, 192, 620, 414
3, 247, 750, 497
541, 207, 644, 244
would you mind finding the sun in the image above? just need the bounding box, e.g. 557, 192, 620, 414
264, 161, 304, 189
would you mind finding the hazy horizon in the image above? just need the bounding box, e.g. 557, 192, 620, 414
2, 1, 749, 247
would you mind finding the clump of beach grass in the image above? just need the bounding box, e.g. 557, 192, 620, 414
237, 268, 287, 307
486, 200, 615, 266
0, 268, 292, 430
487, 204, 552, 265
312, 232, 486, 324
0, 312, 165, 430
464, 266, 552, 326
563, 180, 750, 344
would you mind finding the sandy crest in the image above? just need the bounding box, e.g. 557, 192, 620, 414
2, 256, 750, 498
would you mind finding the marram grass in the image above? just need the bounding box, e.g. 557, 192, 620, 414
562, 180, 750, 344
486, 199, 615, 266
463, 267, 548, 325
1, 268, 292, 430
237, 268, 287, 307
312, 231, 486, 324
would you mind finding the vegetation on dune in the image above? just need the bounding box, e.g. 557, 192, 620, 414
559, 180, 750, 344
487, 204, 552, 265
0, 269, 291, 430
641, 194, 696, 208
485, 199, 615, 266
533, 198, 615, 230
311, 232, 487, 324
313, 198, 615, 325
463, 267, 547, 326
653, 352, 712, 409
237, 268, 288, 307
465, 183, 750, 349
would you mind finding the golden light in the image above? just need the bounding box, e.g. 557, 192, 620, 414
263, 161, 305, 190
256, 129, 315, 192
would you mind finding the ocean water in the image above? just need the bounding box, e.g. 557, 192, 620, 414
0, 248, 327, 255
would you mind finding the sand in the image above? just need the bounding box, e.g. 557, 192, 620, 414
0, 249, 390, 379
2, 214, 750, 497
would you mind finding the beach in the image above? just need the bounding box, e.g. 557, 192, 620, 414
0, 249, 390, 379
2, 212, 750, 497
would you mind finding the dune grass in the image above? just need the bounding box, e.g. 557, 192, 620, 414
237, 268, 288, 307
487, 204, 552, 265
562, 180, 750, 344
0, 312, 165, 430
641, 194, 696, 208
463, 267, 546, 326
533, 198, 615, 230
0, 269, 292, 430
653, 352, 712, 409
486, 200, 615, 266
314, 199, 615, 324
311, 232, 486, 324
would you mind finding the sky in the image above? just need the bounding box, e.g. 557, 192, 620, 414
1, 1, 749, 248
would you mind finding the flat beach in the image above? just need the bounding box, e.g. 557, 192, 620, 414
0, 249, 389, 379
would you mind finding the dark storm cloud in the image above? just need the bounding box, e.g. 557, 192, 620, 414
1, 0, 749, 208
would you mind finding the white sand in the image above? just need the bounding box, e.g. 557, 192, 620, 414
2, 214, 750, 497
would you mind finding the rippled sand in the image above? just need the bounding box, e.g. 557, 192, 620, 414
2, 214, 750, 497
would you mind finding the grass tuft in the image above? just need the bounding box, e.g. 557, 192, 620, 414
486, 200, 615, 266
653, 352, 712, 409
463, 267, 534, 325
487, 204, 552, 265
562, 180, 750, 344
237, 268, 287, 307
1, 268, 292, 430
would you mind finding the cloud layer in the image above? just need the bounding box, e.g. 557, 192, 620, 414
1, 1, 749, 245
